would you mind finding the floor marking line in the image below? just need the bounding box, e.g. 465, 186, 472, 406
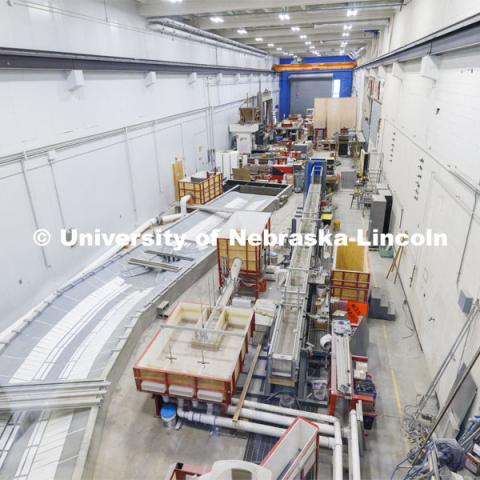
382, 323, 410, 454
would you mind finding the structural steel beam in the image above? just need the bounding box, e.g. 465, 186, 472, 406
358, 13, 480, 68
192, 9, 395, 31
137, 0, 399, 17
0, 47, 272, 74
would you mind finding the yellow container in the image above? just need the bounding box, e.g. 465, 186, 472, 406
333, 219, 341, 232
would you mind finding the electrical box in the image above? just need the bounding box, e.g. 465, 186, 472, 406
458, 290, 473, 314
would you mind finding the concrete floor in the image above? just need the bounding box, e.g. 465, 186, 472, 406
90, 162, 436, 480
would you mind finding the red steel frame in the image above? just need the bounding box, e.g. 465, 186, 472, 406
261, 417, 319, 479
328, 351, 375, 416
133, 308, 255, 407
216, 219, 271, 299
166, 463, 208, 480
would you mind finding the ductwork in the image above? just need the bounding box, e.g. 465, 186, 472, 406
148, 19, 268, 58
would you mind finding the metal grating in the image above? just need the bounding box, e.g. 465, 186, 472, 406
244, 433, 277, 464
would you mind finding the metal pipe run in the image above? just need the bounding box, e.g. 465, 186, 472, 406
147, 19, 267, 57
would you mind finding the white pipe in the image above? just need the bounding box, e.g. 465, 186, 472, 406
225, 405, 335, 437
231, 398, 340, 428
160, 213, 183, 224
160, 195, 191, 224
180, 195, 191, 216
350, 410, 361, 480
231, 399, 343, 480
177, 408, 332, 449
177, 408, 284, 437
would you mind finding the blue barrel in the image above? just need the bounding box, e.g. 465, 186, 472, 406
160, 403, 177, 428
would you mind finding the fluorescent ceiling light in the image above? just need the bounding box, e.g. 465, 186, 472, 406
305, 41, 312, 45
268, 43, 275, 47
255, 37, 263, 42
347, 9, 358, 16
300, 34, 307, 39
342, 32, 350, 37
279, 13, 290, 20
291, 26, 300, 32
309, 45, 315, 49
168, 0, 182, 2
237, 28, 247, 34
210, 16, 224, 23
344, 24, 352, 30
276, 47, 282, 51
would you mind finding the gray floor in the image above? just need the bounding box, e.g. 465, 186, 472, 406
90, 162, 435, 480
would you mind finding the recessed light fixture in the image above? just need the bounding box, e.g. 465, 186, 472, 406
255, 37, 263, 41
237, 28, 247, 34
342, 32, 350, 37
276, 47, 282, 51
291, 26, 300, 32
300, 34, 307, 39
268, 43, 275, 47
210, 16, 224, 23
347, 9, 358, 16
305, 41, 312, 45
279, 12, 290, 21
344, 24, 352, 30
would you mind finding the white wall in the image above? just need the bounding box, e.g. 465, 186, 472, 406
355, 24, 480, 417
0, 1, 278, 331
0, 0, 271, 69
376, 0, 480, 54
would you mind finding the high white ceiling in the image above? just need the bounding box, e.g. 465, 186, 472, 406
136, 0, 404, 57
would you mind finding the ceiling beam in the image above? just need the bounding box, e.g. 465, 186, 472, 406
137, 0, 401, 17
222, 22, 387, 40
244, 35, 373, 46
192, 10, 394, 30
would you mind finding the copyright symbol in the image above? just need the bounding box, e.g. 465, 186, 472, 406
33, 229, 51, 246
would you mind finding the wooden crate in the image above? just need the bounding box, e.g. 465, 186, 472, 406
331, 241, 370, 301
177, 172, 223, 204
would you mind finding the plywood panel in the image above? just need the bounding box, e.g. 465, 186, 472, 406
327, 97, 357, 134
172, 158, 184, 201
314, 97, 357, 133
313, 97, 328, 128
